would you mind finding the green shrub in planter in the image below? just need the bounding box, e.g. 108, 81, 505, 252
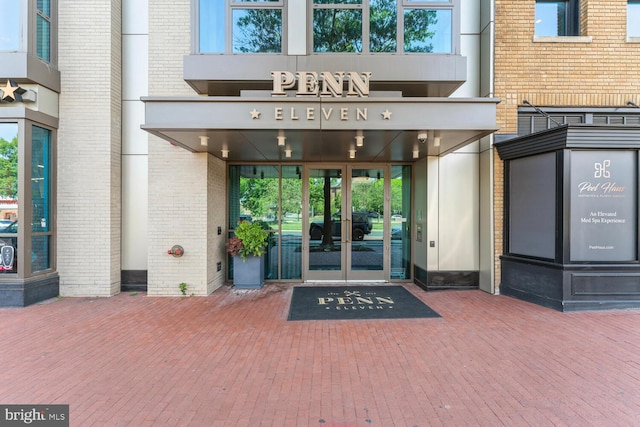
227, 220, 268, 261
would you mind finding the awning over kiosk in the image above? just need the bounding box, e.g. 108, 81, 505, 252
141, 96, 500, 162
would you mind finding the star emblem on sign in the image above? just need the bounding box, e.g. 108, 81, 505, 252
250, 108, 261, 119
0, 80, 26, 103
381, 109, 392, 120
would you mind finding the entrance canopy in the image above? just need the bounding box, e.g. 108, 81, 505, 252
141, 96, 499, 162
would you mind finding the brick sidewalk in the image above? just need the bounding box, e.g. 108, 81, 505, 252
1, 284, 639, 426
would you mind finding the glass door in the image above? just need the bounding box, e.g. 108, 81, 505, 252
304, 165, 389, 282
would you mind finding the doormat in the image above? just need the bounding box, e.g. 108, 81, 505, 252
287, 286, 441, 321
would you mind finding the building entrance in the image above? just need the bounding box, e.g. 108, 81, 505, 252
228, 164, 411, 283
304, 165, 386, 281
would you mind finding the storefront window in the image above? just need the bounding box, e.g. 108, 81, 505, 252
0, 123, 18, 274
391, 165, 411, 279
228, 165, 302, 281
31, 126, 51, 272
199, 0, 283, 53
0, 1, 20, 51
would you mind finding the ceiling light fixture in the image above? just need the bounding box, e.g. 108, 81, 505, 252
355, 130, 364, 147
412, 149, 419, 159
277, 136, 286, 146
349, 149, 356, 159
433, 131, 441, 148
221, 149, 229, 158
285, 148, 292, 158
200, 135, 209, 147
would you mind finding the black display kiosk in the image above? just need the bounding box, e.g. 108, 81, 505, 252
495, 124, 640, 311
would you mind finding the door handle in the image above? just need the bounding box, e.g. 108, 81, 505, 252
343, 218, 351, 243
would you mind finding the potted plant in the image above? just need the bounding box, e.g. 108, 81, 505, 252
226, 220, 269, 288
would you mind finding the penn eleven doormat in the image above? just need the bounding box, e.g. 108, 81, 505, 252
287, 286, 441, 321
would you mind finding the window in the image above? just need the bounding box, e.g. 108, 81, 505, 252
199, 0, 283, 53
535, 0, 579, 36
31, 126, 52, 272
629, 1, 640, 38
0, 1, 20, 51
36, 0, 52, 61
0, 123, 18, 274
313, 0, 453, 53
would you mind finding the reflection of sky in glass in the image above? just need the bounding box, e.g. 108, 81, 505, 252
199, 0, 225, 52
629, 2, 640, 37
0, 123, 18, 143
404, 9, 451, 53
535, 2, 564, 36
0, 1, 20, 51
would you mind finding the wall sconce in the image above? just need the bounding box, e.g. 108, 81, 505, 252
285, 149, 292, 158
221, 149, 229, 158
355, 130, 364, 147
433, 131, 441, 148
199, 135, 209, 147
412, 149, 419, 159
349, 149, 356, 159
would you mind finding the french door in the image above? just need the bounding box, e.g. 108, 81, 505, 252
303, 165, 389, 282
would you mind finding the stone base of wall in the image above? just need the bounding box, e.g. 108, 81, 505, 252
414, 266, 479, 291
0, 274, 60, 307
500, 256, 640, 311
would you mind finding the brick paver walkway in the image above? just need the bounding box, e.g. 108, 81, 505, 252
1, 284, 639, 426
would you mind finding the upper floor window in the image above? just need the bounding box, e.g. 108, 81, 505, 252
535, 0, 580, 36
313, 0, 453, 53
0, 1, 20, 51
36, 0, 52, 61
629, 1, 640, 37
199, 0, 283, 53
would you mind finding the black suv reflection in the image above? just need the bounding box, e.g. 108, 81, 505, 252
309, 212, 373, 241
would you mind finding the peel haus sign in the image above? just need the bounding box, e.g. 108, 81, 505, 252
570, 151, 636, 261
249, 71, 393, 123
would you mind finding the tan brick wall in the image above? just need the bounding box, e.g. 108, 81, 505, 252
493, 0, 640, 288
58, 0, 122, 297
147, 0, 226, 296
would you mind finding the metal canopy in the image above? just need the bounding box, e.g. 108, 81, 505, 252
141, 96, 500, 161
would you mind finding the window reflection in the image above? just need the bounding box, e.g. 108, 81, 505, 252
313, 9, 363, 52
31, 126, 51, 272
0, 1, 20, 51
36, 0, 51, 61
404, 9, 452, 53
0, 123, 18, 274
232, 9, 282, 53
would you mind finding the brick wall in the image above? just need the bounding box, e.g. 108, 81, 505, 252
58, 0, 122, 297
493, 0, 640, 288
147, 0, 226, 296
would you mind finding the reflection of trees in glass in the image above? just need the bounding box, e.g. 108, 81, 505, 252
313, 9, 362, 52
370, 0, 397, 52
0, 136, 18, 198
233, 9, 282, 53
239, 177, 278, 218
404, 9, 438, 53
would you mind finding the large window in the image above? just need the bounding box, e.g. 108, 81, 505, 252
313, 0, 453, 53
199, 0, 283, 53
0, 1, 20, 51
0, 123, 18, 274
629, 1, 640, 38
535, 0, 580, 36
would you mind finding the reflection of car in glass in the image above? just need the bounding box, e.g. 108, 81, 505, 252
391, 226, 402, 240
309, 212, 373, 241
0, 219, 13, 228
0, 221, 17, 272
391, 214, 403, 221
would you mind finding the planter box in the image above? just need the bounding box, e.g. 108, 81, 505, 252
232, 255, 265, 289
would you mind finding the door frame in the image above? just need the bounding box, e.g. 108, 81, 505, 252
302, 164, 390, 282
